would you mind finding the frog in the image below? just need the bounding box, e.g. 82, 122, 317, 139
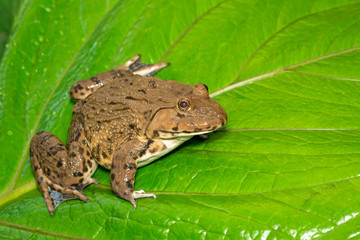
30, 55, 227, 215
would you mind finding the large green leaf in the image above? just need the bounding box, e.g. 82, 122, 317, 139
1, 0, 360, 239
0, 0, 22, 61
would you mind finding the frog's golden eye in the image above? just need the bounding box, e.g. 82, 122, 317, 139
178, 99, 191, 111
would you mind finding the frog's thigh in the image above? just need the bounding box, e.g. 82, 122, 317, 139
30, 131, 91, 214
111, 138, 156, 208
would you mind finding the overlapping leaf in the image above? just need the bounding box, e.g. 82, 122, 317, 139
1, 0, 360, 239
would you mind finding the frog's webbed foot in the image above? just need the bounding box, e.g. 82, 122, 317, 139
38, 177, 91, 215
115, 54, 170, 77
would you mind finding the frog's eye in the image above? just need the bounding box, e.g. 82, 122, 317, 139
178, 99, 191, 111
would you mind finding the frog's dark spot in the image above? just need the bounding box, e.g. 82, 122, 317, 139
129, 152, 135, 156
149, 147, 158, 154
102, 151, 108, 159
47, 152, 51, 157
48, 147, 57, 155
96, 144, 100, 156
172, 126, 178, 131
79, 178, 84, 183
90, 77, 100, 84
115, 181, 119, 186
138, 89, 146, 94
79, 147, 84, 155
124, 163, 136, 170
126, 182, 133, 189
129, 124, 136, 129
195, 128, 202, 132
123, 78, 128, 82
206, 125, 211, 129
177, 113, 185, 118
41, 134, 53, 143
111, 173, 115, 181
47, 168, 51, 176
182, 130, 191, 133
108, 147, 113, 155
111, 162, 115, 169
73, 171, 83, 177
83, 165, 88, 173
91, 147, 96, 158
125, 96, 135, 100
129, 82, 133, 85
30, 151, 34, 157
69, 152, 76, 158
38, 177, 43, 184
75, 89, 78, 93
211, 126, 217, 130
139, 139, 154, 157
34, 165, 39, 171
80, 92, 85, 96
36, 131, 45, 136
57, 161, 63, 167
74, 130, 81, 142
148, 80, 157, 88
87, 160, 92, 168
77, 84, 83, 90
153, 131, 159, 137
71, 183, 78, 187
86, 151, 90, 157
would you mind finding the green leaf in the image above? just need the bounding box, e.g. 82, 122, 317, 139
1, 0, 360, 239
0, 0, 22, 60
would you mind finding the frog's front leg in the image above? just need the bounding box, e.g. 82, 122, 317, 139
70, 55, 169, 100
111, 138, 157, 207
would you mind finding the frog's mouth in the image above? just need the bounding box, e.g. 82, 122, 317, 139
145, 105, 227, 139
157, 126, 222, 138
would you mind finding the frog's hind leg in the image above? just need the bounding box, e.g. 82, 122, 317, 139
30, 131, 97, 215
115, 54, 170, 77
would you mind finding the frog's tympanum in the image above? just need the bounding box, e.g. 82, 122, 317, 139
30, 55, 227, 215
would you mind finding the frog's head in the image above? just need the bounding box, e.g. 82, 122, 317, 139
146, 82, 227, 139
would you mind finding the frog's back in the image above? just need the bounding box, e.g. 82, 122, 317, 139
73, 72, 168, 168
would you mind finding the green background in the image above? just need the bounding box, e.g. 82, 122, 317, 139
1, 0, 360, 239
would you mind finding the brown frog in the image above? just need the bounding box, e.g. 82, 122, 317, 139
30, 55, 227, 215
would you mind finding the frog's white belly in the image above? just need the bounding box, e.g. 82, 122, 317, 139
136, 137, 191, 168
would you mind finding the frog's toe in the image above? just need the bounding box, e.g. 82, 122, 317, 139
116, 54, 170, 76
39, 180, 91, 214
133, 62, 170, 77
133, 190, 156, 200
